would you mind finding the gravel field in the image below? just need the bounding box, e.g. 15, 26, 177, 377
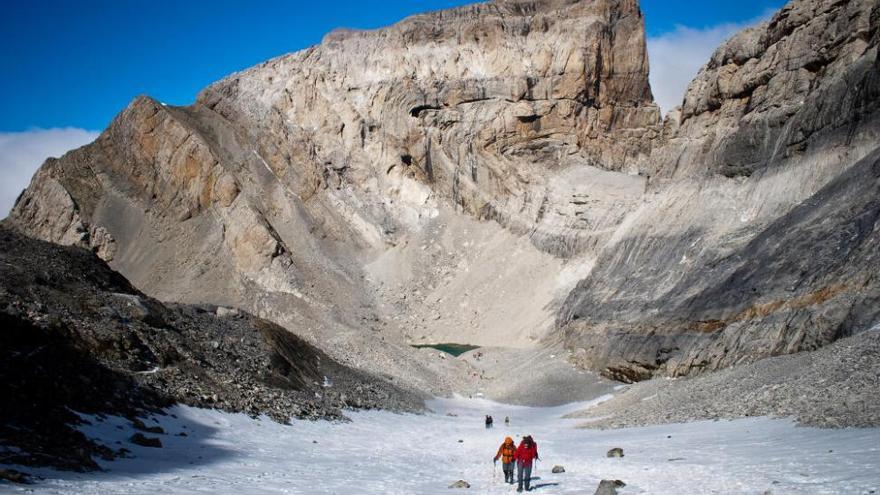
570, 327, 880, 429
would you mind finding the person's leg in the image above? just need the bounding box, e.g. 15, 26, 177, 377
523, 464, 532, 491
504, 463, 513, 483
516, 462, 524, 491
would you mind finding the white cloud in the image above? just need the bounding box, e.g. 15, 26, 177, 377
647, 11, 776, 116
0, 128, 100, 218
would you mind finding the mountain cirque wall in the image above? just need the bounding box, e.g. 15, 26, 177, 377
558, 0, 880, 381
6, 0, 880, 387
6, 0, 659, 391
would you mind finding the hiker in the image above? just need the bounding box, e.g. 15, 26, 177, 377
493, 436, 516, 484
504, 416, 510, 426
514, 435, 539, 492
485, 415, 493, 428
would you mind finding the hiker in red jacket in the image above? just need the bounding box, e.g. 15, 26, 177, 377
514, 435, 539, 492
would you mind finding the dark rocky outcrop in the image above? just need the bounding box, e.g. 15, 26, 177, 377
0, 469, 32, 485
0, 226, 420, 472
129, 433, 162, 449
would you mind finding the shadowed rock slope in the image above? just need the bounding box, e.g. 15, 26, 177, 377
6, 0, 880, 387
0, 226, 420, 472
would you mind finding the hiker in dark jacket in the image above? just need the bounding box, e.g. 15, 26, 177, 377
514, 435, 539, 492
494, 436, 517, 484
485, 415, 493, 428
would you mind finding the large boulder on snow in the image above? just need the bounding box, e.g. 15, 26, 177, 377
448, 479, 470, 489
129, 433, 163, 448
0, 469, 32, 484
131, 418, 164, 434
594, 479, 626, 495
606, 447, 624, 458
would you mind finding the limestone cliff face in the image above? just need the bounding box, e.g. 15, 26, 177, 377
197, 0, 660, 255
647, 0, 880, 179
558, 0, 880, 381
6, 0, 880, 386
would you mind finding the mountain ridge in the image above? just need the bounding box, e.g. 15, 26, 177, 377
6, 0, 879, 389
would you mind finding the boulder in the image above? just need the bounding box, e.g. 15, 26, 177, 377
130, 433, 163, 448
0, 468, 32, 484
551, 465, 565, 473
594, 479, 626, 495
215, 306, 240, 318
448, 480, 470, 489
606, 447, 624, 458
131, 418, 165, 434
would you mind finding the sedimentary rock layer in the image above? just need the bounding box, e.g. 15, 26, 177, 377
558, 0, 880, 380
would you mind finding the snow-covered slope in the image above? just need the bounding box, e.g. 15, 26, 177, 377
8, 398, 880, 494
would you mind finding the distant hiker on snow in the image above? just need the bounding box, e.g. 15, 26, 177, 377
504, 416, 510, 426
514, 435, 539, 492
493, 436, 517, 484
485, 415, 493, 428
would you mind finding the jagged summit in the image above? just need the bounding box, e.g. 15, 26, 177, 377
6, 0, 880, 392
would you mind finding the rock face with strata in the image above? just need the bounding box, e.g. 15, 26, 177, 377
6, 0, 880, 387
197, 0, 660, 256
650, 0, 880, 179
558, 0, 880, 381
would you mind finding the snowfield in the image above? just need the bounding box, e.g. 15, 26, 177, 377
5, 397, 880, 494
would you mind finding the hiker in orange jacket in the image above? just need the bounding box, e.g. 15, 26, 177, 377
493, 436, 516, 484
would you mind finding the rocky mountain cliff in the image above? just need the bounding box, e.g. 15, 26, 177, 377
558, 0, 880, 380
6, 0, 880, 387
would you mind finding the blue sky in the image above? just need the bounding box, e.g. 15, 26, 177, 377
1, 0, 783, 132
0, 0, 783, 216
